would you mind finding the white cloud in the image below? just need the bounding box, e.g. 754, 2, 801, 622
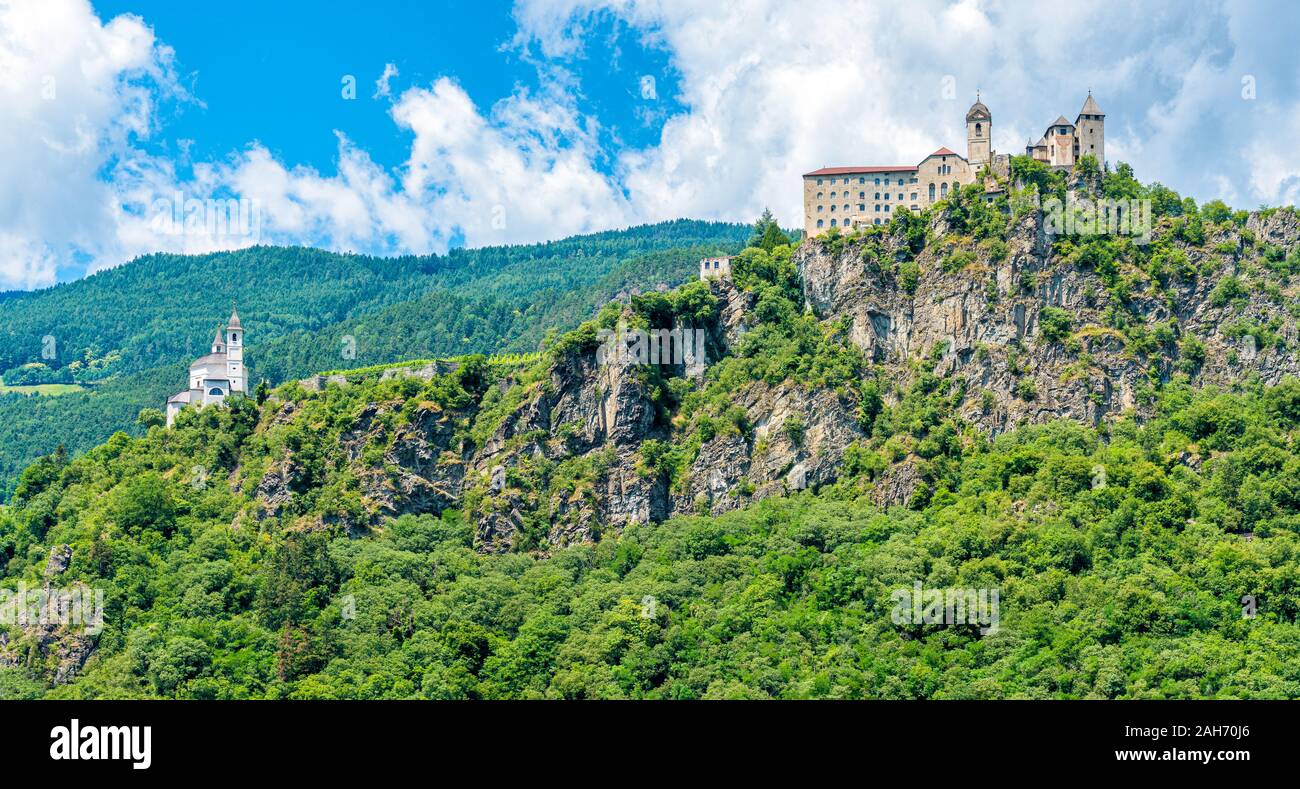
514, 0, 1300, 223
0, 0, 182, 288
373, 62, 399, 98
1, 0, 1298, 290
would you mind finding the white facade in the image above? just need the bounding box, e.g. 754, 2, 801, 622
166, 306, 248, 427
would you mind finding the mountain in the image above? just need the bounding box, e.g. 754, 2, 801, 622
0, 220, 753, 499
4, 166, 1300, 699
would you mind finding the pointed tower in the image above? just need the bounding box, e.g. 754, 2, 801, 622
1075, 91, 1105, 169
210, 324, 225, 355
966, 93, 991, 169
225, 303, 244, 394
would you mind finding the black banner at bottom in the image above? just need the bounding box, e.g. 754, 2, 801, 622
0, 700, 1281, 777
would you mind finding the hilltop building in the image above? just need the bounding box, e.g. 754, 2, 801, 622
802, 92, 1105, 237
700, 256, 733, 280
166, 305, 247, 427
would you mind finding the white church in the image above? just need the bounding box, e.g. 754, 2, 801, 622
166, 305, 247, 427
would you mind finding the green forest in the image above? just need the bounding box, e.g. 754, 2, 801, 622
0, 220, 751, 499
3, 188, 1300, 698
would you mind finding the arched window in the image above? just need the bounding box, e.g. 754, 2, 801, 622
940, 183, 948, 198
975, 123, 982, 137
929, 183, 936, 201
830, 218, 837, 226
816, 219, 823, 228
208, 388, 224, 396
231, 333, 238, 343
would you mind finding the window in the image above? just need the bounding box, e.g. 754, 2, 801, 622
975, 122, 982, 137
859, 177, 866, 184
874, 192, 880, 199
816, 192, 823, 198
874, 178, 880, 185
232, 333, 238, 342
884, 205, 891, 212
859, 191, 865, 199
941, 183, 948, 198
897, 179, 904, 186
816, 219, 823, 228
873, 218, 881, 225
831, 191, 837, 198
874, 205, 880, 212
830, 205, 835, 211
843, 204, 849, 211
842, 178, 849, 184
830, 218, 837, 226
898, 194, 903, 200
208, 388, 224, 396
817, 205, 823, 212
816, 178, 823, 185
910, 192, 917, 200
858, 203, 865, 211
884, 192, 889, 200
929, 183, 935, 201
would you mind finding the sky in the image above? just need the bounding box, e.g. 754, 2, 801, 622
1, 0, 1299, 290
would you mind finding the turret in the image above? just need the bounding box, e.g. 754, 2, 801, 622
1074, 91, 1105, 168
210, 324, 225, 354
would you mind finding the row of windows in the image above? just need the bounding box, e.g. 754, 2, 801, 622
817, 189, 922, 200
814, 176, 915, 186
815, 214, 919, 229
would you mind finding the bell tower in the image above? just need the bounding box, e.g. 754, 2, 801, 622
966, 92, 991, 169
225, 303, 244, 394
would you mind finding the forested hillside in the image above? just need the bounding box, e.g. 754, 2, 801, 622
3, 168, 1300, 699
0, 220, 752, 499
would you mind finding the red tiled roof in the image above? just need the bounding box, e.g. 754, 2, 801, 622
928, 147, 959, 157
803, 165, 917, 177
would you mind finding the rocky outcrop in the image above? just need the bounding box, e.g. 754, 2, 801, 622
797, 206, 1300, 435
0, 545, 99, 686
260, 204, 1300, 554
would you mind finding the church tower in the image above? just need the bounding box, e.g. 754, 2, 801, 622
225, 304, 244, 394
966, 94, 991, 170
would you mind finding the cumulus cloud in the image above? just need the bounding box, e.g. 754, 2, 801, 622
512, 0, 1300, 226
373, 62, 399, 98
0, 0, 182, 288
2, 0, 1298, 290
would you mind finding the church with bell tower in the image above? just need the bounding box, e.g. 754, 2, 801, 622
801, 92, 1106, 238
165, 304, 249, 427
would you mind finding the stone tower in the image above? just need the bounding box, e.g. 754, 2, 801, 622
1074, 91, 1105, 169
966, 95, 991, 170
225, 304, 244, 394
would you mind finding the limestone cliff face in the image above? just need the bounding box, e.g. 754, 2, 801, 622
252, 204, 1300, 553
798, 207, 1300, 435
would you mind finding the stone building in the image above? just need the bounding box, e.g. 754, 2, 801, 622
700, 256, 733, 280
802, 93, 1104, 238
165, 305, 247, 427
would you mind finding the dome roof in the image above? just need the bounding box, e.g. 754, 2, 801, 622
966, 100, 990, 121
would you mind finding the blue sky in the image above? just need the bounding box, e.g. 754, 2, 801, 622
2, 0, 1299, 289
92, 0, 681, 184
